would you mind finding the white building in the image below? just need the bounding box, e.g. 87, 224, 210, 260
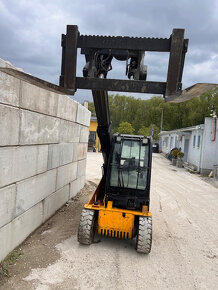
159, 117, 218, 174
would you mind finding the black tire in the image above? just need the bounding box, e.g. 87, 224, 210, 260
136, 216, 152, 254
78, 209, 96, 245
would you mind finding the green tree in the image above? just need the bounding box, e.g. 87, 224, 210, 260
138, 124, 159, 140
149, 124, 160, 141
88, 102, 96, 116
88, 89, 218, 134
118, 122, 135, 134
138, 126, 150, 136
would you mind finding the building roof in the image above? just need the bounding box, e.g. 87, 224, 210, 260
159, 124, 204, 136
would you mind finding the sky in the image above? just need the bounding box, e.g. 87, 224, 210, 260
0, 0, 218, 103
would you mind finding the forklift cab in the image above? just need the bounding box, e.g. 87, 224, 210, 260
106, 134, 152, 210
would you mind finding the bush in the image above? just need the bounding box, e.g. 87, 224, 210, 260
171, 149, 179, 158
118, 122, 134, 134
177, 151, 184, 159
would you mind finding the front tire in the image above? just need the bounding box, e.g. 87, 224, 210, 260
78, 209, 96, 245
136, 216, 152, 254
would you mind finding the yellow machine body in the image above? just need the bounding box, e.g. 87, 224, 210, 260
98, 201, 135, 238
85, 196, 151, 239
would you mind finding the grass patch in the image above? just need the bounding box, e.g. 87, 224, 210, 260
200, 174, 209, 177
0, 249, 23, 279
0, 264, 9, 278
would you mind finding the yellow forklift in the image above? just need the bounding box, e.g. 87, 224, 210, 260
57, 25, 216, 253
1, 25, 217, 254
59, 25, 188, 254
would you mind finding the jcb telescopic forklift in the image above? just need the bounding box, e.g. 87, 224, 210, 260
58, 25, 205, 254
58, 26, 192, 253
2, 26, 217, 254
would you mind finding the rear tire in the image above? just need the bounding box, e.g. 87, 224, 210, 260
136, 216, 152, 254
78, 209, 95, 245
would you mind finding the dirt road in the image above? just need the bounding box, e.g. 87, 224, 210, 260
1, 153, 218, 290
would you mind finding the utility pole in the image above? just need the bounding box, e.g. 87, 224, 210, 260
160, 107, 164, 132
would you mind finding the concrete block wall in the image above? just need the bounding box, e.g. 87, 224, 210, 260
0, 64, 91, 262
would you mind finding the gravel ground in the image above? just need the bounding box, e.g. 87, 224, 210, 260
1, 152, 218, 290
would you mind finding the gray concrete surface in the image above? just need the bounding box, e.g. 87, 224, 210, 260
18, 152, 218, 290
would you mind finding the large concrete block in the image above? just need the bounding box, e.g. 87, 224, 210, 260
11, 202, 43, 254
0, 104, 19, 146
77, 143, 88, 160
72, 143, 79, 162
0, 145, 48, 188
60, 120, 80, 143
0, 71, 20, 107
76, 103, 91, 127
20, 110, 60, 145
48, 143, 74, 169
57, 95, 77, 122
73, 143, 88, 162
0, 185, 16, 228
43, 184, 69, 222
0, 202, 43, 262
56, 162, 77, 190
70, 175, 85, 198
20, 81, 59, 117
16, 169, 56, 217
0, 221, 12, 262
77, 159, 87, 178
80, 126, 89, 143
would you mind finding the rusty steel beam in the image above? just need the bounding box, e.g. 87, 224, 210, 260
59, 34, 66, 87
78, 35, 171, 52
165, 29, 185, 97
62, 25, 78, 92
76, 77, 166, 94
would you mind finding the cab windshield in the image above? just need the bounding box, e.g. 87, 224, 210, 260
109, 139, 149, 190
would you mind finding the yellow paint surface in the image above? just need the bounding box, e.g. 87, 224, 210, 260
89, 119, 100, 150
98, 209, 135, 238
